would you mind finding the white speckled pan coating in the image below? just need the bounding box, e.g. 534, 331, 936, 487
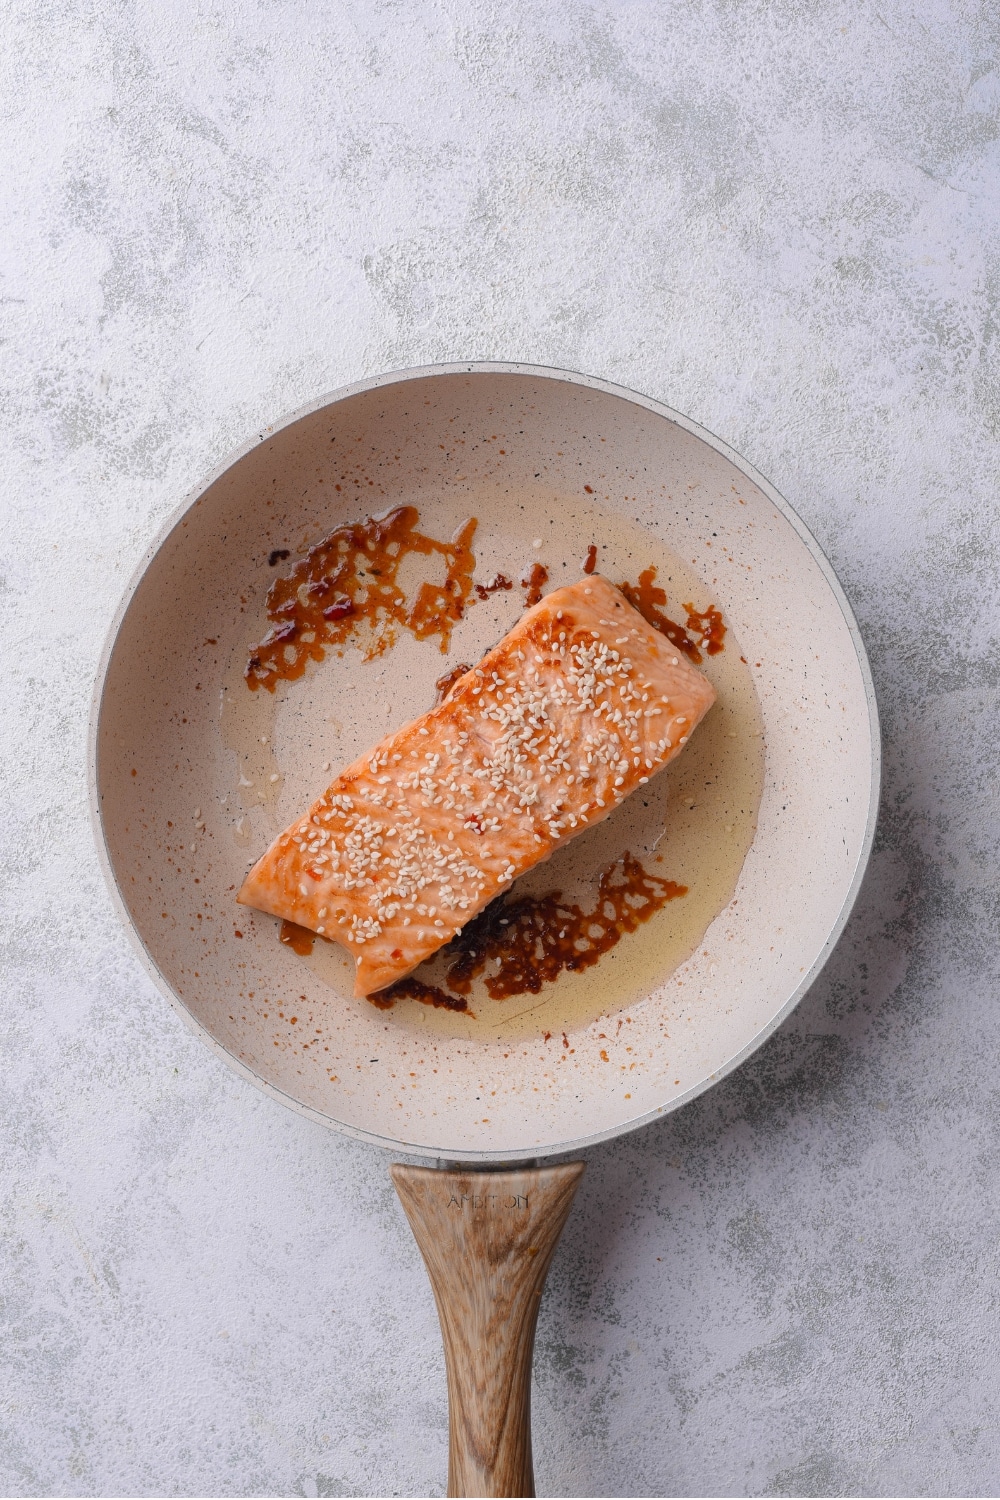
89, 364, 880, 1163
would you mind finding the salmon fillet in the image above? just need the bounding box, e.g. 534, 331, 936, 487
238, 575, 716, 996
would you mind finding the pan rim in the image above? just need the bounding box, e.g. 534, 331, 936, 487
88, 360, 881, 1162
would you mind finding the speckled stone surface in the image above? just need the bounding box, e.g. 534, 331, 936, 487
3, 2, 1000, 1495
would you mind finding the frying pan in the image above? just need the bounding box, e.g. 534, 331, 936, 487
90, 364, 879, 1497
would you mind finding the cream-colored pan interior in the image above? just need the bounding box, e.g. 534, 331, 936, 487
91, 365, 879, 1161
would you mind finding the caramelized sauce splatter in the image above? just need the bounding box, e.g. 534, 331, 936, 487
474, 573, 513, 599
276, 925, 471, 1015
246, 507, 478, 690
583, 544, 598, 574
619, 568, 698, 660
447, 853, 686, 998
376, 976, 471, 1013
683, 601, 726, 656
522, 563, 549, 607
277, 930, 472, 1014
435, 663, 472, 703
369, 853, 686, 1011
619, 566, 726, 663
280, 920, 316, 955
275, 923, 471, 1014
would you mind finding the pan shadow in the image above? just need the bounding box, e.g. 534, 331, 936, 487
564, 800, 922, 1260
531, 789, 930, 1495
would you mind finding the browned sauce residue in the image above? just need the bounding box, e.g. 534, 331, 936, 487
280, 920, 316, 956
474, 573, 513, 599
246, 506, 478, 690
376, 976, 471, 1013
619, 566, 726, 663
274, 928, 469, 1015
368, 852, 686, 1010
522, 562, 549, 607
683, 601, 726, 656
583, 543, 598, 574
435, 663, 472, 703
448, 853, 686, 998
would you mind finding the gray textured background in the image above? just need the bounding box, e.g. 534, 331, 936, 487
3, 1, 1000, 1495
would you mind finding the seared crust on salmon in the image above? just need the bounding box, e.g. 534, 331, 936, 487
238, 576, 716, 996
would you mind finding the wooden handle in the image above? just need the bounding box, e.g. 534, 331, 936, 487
391, 1161, 585, 1498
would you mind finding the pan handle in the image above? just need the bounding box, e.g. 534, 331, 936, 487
391, 1162, 585, 1499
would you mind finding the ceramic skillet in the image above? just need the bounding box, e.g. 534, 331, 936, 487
90, 363, 878, 1161
89, 364, 879, 1495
